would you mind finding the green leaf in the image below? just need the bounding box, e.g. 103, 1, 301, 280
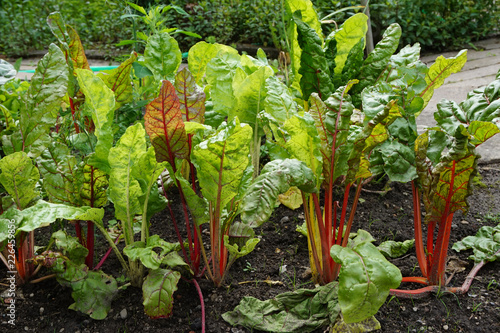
379, 140, 417, 183
124, 235, 182, 270
222, 282, 339, 333
67, 25, 91, 70
75, 69, 115, 173
377, 239, 415, 259
453, 224, 500, 263
231, 66, 274, 126
78, 164, 108, 208
108, 123, 146, 243
51, 230, 88, 265
0, 152, 39, 209
3, 200, 103, 236
68, 270, 118, 320
175, 172, 209, 225
188, 42, 239, 85
329, 13, 368, 85
3, 44, 68, 157
97, 52, 138, 109
468, 121, 500, 146
330, 230, 402, 324
174, 67, 206, 123
240, 159, 316, 228
37, 142, 79, 206
293, 12, 332, 100
205, 50, 241, 116
224, 234, 260, 261
263, 76, 298, 123
144, 32, 182, 82
142, 268, 181, 319
191, 118, 253, 210
419, 50, 467, 114
284, 115, 323, 185
144, 80, 189, 165
351, 23, 402, 106
47, 12, 70, 45
331, 315, 381, 333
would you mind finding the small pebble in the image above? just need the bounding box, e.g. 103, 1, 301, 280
25, 327, 29, 331
460, 220, 469, 224
443, 324, 449, 330
280, 216, 289, 223
413, 306, 418, 312
39, 307, 44, 315
120, 308, 128, 319
30, 293, 34, 297
60, 329, 65, 333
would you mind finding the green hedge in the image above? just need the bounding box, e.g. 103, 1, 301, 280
0, 0, 131, 57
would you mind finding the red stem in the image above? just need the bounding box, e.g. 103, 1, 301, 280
191, 278, 206, 333
401, 276, 429, 285
302, 192, 324, 283
335, 184, 352, 246
411, 181, 428, 278
69, 97, 80, 134
93, 233, 121, 271
85, 221, 95, 268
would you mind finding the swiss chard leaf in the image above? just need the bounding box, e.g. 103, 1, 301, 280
142, 268, 181, 319
97, 52, 138, 109
174, 67, 206, 123
124, 235, 183, 270
239, 159, 317, 228
330, 229, 402, 324
144, 32, 182, 82
75, 69, 115, 173
222, 282, 339, 333
453, 224, 500, 263
191, 118, 253, 210
0, 151, 40, 209
144, 80, 189, 165
293, 12, 332, 101
188, 41, 239, 85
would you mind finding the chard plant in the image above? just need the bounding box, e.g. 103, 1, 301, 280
387, 69, 500, 297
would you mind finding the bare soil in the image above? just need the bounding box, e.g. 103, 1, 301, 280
1, 163, 499, 333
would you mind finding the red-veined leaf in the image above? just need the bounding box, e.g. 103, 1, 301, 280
173, 67, 206, 123
144, 80, 189, 165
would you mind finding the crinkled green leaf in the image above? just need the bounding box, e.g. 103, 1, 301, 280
331, 315, 381, 333
329, 13, 368, 86
191, 118, 252, 209
68, 270, 118, 320
174, 67, 206, 124
205, 50, 241, 116
425, 128, 478, 224
3, 44, 68, 157
188, 42, 239, 85
144, 32, 181, 82
0, 151, 39, 209
284, 115, 323, 185
108, 123, 146, 242
263, 76, 298, 123
124, 235, 182, 270
278, 186, 303, 210
453, 224, 500, 263
419, 50, 467, 114
37, 142, 79, 205
78, 163, 108, 208
222, 282, 339, 333
75, 69, 115, 173
351, 23, 402, 106
285, 0, 323, 95
175, 172, 209, 226
47, 12, 70, 45
330, 230, 402, 324
67, 24, 90, 70
51, 230, 88, 264
378, 239, 415, 259
240, 159, 316, 228
379, 140, 417, 183
19, 201, 103, 233
144, 80, 189, 165
340, 37, 365, 86
468, 121, 500, 146
142, 268, 181, 319
224, 235, 260, 261
293, 12, 332, 101
97, 52, 138, 109
231, 66, 274, 126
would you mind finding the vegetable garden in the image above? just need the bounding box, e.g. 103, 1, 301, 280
1, 1, 499, 332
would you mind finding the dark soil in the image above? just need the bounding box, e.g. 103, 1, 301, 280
1, 163, 499, 333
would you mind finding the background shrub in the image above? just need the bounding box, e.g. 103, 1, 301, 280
0, 0, 131, 57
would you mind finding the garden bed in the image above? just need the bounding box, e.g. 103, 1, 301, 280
2, 163, 499, 333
